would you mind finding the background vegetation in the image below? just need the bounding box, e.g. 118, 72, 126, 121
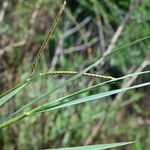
0, 0, 150, 149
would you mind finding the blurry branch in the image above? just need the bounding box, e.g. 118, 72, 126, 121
0, 0, 8, 23
104, 10, 131, 56
23, 0, 42, 40
29, 0, 42, 26
93, 0, 106, 54
137, 118, 150, 126
65, 9, 91, 47
64, 16, 91, 37
121, 98, 135, 107
115, 60, 150, 101
0, 41, 25, 56
111, 60, 150, 128
60, 38, 98, 55
50, 17, 92, 70
50, 38, 64, 70
0, 0, 42, 58
15, 0, 43, 68
97, 15, 106, 54
50, 37, 98, 70
103, 0, 135, 56
84, 117, 105, 145
58, 112, 105, 135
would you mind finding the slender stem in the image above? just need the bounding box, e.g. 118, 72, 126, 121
29, 0, 67, 78
0, 113, 28, 129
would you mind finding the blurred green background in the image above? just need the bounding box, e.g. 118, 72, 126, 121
0, 0, 150, 149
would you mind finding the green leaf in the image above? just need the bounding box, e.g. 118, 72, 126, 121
0, 82, 28, 107
48, 141, 135, 150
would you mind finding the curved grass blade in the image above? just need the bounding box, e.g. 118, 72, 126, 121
47, 141, 135, 150
0, 81, 28, 107
34, 81, 150, 112
0, 81, 149, 128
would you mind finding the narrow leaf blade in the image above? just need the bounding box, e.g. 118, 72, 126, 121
0, 82, 28, 107
48, 141, 135, 150
37, 82, 150, 112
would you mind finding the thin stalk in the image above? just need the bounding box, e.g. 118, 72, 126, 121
0, 113, 28, 129
29, 0, 67, 78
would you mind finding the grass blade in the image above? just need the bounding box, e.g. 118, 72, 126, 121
0, 82, 28, 107
48, 141, 135, 150
0, 81, 149, 128
35, 81, 150, 112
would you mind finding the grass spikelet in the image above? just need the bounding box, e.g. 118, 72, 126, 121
29, 0, 67, 78
40, 71, 115, 80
